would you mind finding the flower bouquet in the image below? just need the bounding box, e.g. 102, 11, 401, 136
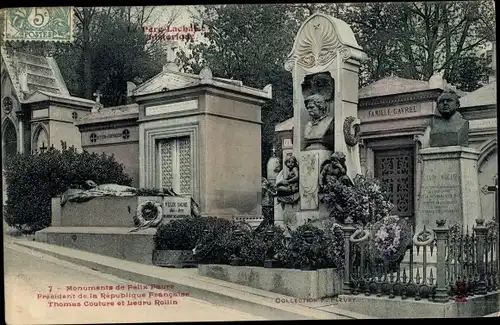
369, 215, 412, 265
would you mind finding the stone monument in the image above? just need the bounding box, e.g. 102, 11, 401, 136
417, 89, 481, 232
280, 13, 367, 228
429, 89, 469, 147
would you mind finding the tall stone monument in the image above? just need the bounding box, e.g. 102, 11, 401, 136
282, 13, 367, 226
417, 89, 481, 232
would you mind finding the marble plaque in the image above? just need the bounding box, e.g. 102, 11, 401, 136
163, 196, 191, 218
418, 162, 462, 227
32, 109, 49, 119
145, 99, 198, 116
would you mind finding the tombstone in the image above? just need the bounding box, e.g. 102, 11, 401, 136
281, 13, 366, 228
416, 89, 482, 232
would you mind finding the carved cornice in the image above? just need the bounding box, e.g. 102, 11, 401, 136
459, 104, 497, 120
360, 126, 429, 139
359, 90, 442, 108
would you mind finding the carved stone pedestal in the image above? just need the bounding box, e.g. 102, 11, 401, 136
416, 146, 481, 232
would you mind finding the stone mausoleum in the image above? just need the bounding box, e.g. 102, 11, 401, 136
1, 48, 96, 205
75, 59, 272, 220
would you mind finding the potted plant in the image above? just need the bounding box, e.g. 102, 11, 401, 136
153, 216, 207, 267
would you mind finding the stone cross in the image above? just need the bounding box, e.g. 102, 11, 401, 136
166, 42, 179, 63
93, 90, 102, 104
39, 141, 47, 153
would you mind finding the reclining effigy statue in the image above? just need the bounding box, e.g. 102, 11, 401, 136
59, 180, 201, 219
60, 180, 136, 206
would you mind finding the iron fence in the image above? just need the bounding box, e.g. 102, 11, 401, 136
341, 219, 498, 302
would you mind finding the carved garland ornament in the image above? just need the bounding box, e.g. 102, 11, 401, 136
343, 116, 360, 146
134, 201, 163, 228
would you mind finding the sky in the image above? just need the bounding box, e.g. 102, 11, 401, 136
145, 5, 207, 48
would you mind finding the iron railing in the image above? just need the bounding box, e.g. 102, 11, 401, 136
341, 219, 498, 302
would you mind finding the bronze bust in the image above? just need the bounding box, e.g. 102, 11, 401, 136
429, 89, 469, 147
303, 94, 333, 149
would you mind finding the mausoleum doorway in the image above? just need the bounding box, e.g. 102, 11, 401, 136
374, 147, 415, 224
157, 136, 192, 197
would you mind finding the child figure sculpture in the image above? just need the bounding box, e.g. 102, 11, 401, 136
319, 152, 354, 191
274, 155, 300, 205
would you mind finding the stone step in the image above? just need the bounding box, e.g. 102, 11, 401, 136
12, 239, 369, 320
35, 226, 156, 265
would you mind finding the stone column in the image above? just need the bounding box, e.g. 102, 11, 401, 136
474, 219, 488, 295
341, 223, 356, 294
433, 220, 449, 302
15, 111, 24, 154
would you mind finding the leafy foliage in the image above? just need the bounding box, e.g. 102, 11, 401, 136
191, 217, 240, 264
154, 216, 208, 250
159, 216, 344, 270
4, 143, 132, 233
275, 223, 342, 270
240, 224, 287, 267
321, 174, 394, 226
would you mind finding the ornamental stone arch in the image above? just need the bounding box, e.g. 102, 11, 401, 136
32, 123, 50, 153
478, 137, 497, 168
477, 137, 498, 222
2, 117, 18, 162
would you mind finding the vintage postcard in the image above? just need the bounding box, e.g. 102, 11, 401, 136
2, 2, 498, 323
3, 7, 74, 43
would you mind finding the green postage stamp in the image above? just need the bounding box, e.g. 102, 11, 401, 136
4, 7, 74, 42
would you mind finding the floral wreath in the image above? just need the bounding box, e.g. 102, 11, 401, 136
369, 215, 412, 263
135, 201, 163, 227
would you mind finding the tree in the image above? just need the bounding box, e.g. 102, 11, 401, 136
178, 4, 302, 176
335, 1, 495, 89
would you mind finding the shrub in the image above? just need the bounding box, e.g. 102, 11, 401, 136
276, 223, 342, 270
322, 174, 394, 226
240, 224, 287, 267
154, 216, 208, 250
4, 143, 132, 233
159, 217, 345, 270
192, 217, 241, 264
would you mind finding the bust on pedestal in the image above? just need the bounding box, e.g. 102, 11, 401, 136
429, 89, 469, 147
417, 89, 481, 232
303, 94, 334, 151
